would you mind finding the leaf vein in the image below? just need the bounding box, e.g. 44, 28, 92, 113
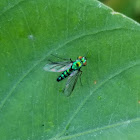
57, 117, 140, 140
57, 60, 140, 138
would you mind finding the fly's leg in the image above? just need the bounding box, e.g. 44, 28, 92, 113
47, 59, 61, 65
48, 59, 55, 63
48, 58, 73, 64
70, 58, 73, 63
51, 54, 73, 62
79, 70, 83, 86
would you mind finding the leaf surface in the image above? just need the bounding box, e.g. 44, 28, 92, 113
0, 0, 140, 140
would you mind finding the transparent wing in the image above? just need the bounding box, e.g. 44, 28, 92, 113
64, 70, 81, 97
43, 61, 72, 72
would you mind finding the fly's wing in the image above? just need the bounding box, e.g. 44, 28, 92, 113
43, 61, 72, 72
64, 70, 81, 97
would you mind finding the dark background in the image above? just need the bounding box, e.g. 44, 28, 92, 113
99, 0, 140, 23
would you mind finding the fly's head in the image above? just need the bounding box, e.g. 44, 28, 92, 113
78, 56, 87, 66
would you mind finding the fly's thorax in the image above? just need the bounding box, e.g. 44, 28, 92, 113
72, 60, 82, 70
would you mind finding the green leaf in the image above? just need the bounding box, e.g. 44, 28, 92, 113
0, 0, 140, 140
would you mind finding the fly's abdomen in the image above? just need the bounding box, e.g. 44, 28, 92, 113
57, 69, 72, 82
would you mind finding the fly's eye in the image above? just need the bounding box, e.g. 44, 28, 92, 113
83, 61, 87, 66
78, 56, 83, 59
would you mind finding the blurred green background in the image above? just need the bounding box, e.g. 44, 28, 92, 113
99, 0, 140, 23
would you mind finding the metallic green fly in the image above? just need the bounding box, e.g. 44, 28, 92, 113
43, 55, 87, 96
